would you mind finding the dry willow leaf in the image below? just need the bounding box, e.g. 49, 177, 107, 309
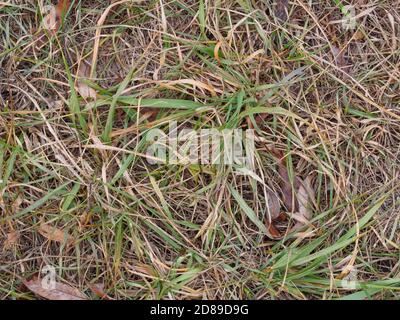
24, 276, 87, 300
139, 107, 160, 122
56, 0, 71, 16
76, 61, 97, 100
38, 223, 74, 245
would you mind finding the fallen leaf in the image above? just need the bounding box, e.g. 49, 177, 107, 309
275, 0, 289, 21
353, 30, 364, 41
12, 195, 23, 213
42, 8, 58, 32
24, 276, 87, 300
55, 0, 70, 18
332, 45, 352, 74
38, 223, 74, 245
292, 177, 313, 231
140, 107, 160, 122
265, 146, 315, 237
88, 283, 111, 300
4, 231, 19, 250
42, 0, 71, 33
76, 61, 97, 100
134, 263, 156, 276
268, 223, 281, 238
265, 190, 281, 222
265, 146, 299, 212
214, 41, 222, 63
278, 163, 300, 213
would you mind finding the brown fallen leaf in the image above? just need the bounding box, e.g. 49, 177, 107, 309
88, 283, 111, 300
264, 190, 282, 238
292, 177, 314, 231
24, 276, 87, 300
42, 0, 71, 34
265, 146, 299, 212
268, 223, 281, 238
265, 190, 281, 223
42, 8, 57, 32
4, 231, 19, 250
140, 107, 160, 122
38, 223, 74, 245
264, 146, 315, 238
134, 263, 157, 277
353, 30, 365, 41
12, 195, 23, 213
76, 61, 97, 100
56, 0, 70, 17
275, 0, 289, 22
278, 162, 301, 213
332, 45, 352, 74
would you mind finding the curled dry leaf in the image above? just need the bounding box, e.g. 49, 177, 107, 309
38, 223, 74, 246
134, 263, 156, 276
76, 61, 97, 100
24, 276, 87, 300
12, 195, 23, 213
56, 0, 71, 16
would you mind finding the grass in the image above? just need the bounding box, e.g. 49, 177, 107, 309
0, 0, 400, 300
